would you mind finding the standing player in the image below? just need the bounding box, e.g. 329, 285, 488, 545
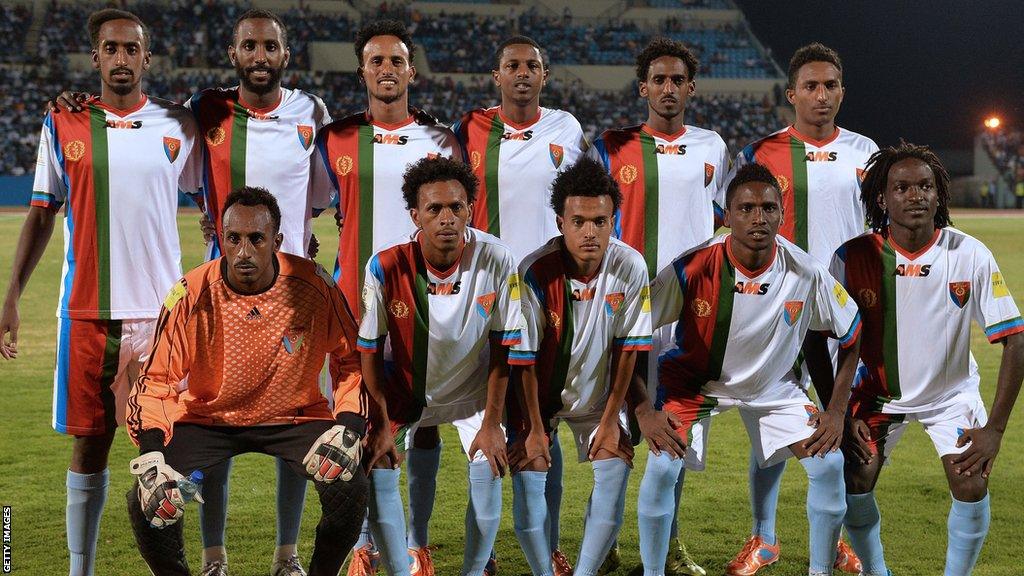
508, 157, 651, 576
124, 187, 368, 576
48, 13, 335, 572
591, 38, 730, 575
834, 143, 1024, 576
0, 10, 200, 576
357, 157, 521, 576
726, 42, 876, 574
314, 21, 461, 576
638, 163, 862, 576
449, 35, 588, 575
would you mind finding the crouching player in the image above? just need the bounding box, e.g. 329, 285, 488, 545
124, 187, 369, 575
357, 157, 521, 576
834, 143, 1024, 576
638, 163, 863, 576
508, 157, 651, 576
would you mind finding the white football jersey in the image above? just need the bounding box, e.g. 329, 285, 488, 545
832, 227, 1024, 413
732, 126, 878, 265
653, 235, 861, 402
357, 228, 522, 419
32, 96, 201, 320
186, 87, 332, 259
454, 106, 588, 262
512, 237, 653, 418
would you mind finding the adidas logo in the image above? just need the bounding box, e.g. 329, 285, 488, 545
244, 306, 262, 321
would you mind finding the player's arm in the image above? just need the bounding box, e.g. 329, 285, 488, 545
469, 339, 511, 477
355, 258, 400, 469
1, 206, 57, 359
802, 330, 860, 457
952, 257, 1024, 478
506, 266, 551, 472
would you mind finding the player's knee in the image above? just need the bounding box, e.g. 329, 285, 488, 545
70, 432, 116, 473
949, 474, 988, 503
843, 461, 879, 494
412, 425, 441, 449
316, 470, 370, 526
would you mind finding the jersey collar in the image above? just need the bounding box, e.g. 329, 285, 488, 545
886, 227, 941, 260
367, 112, 415, 131
642, 123, 687, 142
786, 125, 841, 148
725, 235, 777, 279
497, 107, 542, 131
90, 94, 148, 117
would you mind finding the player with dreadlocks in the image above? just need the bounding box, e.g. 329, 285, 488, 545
832, 142, 1024, 576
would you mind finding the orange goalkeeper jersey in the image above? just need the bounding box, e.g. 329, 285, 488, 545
127, 253, 365, 447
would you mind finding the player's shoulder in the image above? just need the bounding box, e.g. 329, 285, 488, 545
144, 96, 195, 125
835, 126, 879, 152
836, 229, 883, 257
596, 124, 644, 147
938, 226, 991, 256
684, 125, 728, 147
280, 86, 328, 112
607, 237, 648, 273
541, 106, 583, 129
189, 86, 238, 109
410, 106, 443, 127
171, 259, 224, 304
520, 237, 564, 276
777, 236, 830, 277
321, 111, 368, 135
739, 126, 789, 159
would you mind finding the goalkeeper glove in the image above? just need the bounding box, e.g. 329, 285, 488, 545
129, 451, 203, 529
303, 425, 362, 483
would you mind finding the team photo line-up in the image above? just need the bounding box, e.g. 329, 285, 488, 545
1, 5, 1021, 576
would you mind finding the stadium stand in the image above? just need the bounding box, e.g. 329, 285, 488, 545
0, 0, 785, 180
982, 130, 1024, 187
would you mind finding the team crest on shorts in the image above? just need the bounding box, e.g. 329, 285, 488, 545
549, 143, 564, 168
704, 163, 715, 187
64, 140, 85, 162
618, 164, 638, 185
470, 150, 482, 170
206, 127, 226, 146
476, 292, 496, 318
783, 300, 804, 326
296, 125, 314, 150
858, 288, 877, 309
336, 155, 353, 176
163, 137, 181, 163
949, 281, 971, 308
691, 298, 712, 318
604, 292, 625, 316
775, 174, 790, 193
388, 299, 410, 319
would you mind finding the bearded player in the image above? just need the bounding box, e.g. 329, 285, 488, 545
833, 143, 1024, 576
725, 42, 877, 575
0, 10, 201, 576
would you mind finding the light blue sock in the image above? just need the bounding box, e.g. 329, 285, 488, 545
354, 514, 375, 550
844, 492, 886, 574
513, 471, 552, 576
575, 458, 631, 576
750, 453, 785, 545
275, 457, 307, 546
407, 442, 442, 548
368, 468, 410, 576
945, 493, 990, 576
198, 458, 231, 548
668, 465, 686, 540
638, 452, 683, 576
66, 469, 108, 576
463, 461, 503, 575
799, 453, 847, 573
546, 429, 564, 553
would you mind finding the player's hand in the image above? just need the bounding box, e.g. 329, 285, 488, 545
303, 424, 362, 483
363, 425, 401, 470
307, 233, 320, 259
469, 422, 508, 478
48, 91, 89, 114
803, 407, 844, 457
588, 421, 633, 466
952, 425, 1003, 479
129, 452, 201, 529
841, 417, 874, 465
334, 208, 345, 231
635, 405, 687, 459
0, 300, 19, 360
509, 428, 551, 473
199, 214, 216, 244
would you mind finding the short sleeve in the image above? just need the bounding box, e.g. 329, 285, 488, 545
612, 255, 653, 351
356, 254, 389, 352
177, 121, 203, 195
489, 249, 524, 347
808, 265, 861, 348
31, 114, 67, 210
651, 256, 686, 330
510, 263, 544, 366
971, 248, 1023, 343
711, 137, 730, 224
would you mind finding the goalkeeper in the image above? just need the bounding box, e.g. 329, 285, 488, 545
124, 186, 368, 576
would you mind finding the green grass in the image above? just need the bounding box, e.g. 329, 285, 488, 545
1, 210, 1022, 575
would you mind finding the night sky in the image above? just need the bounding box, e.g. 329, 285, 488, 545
734, 1, 1023, 151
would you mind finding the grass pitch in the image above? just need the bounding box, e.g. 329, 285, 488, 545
0, 210, 1022, 575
